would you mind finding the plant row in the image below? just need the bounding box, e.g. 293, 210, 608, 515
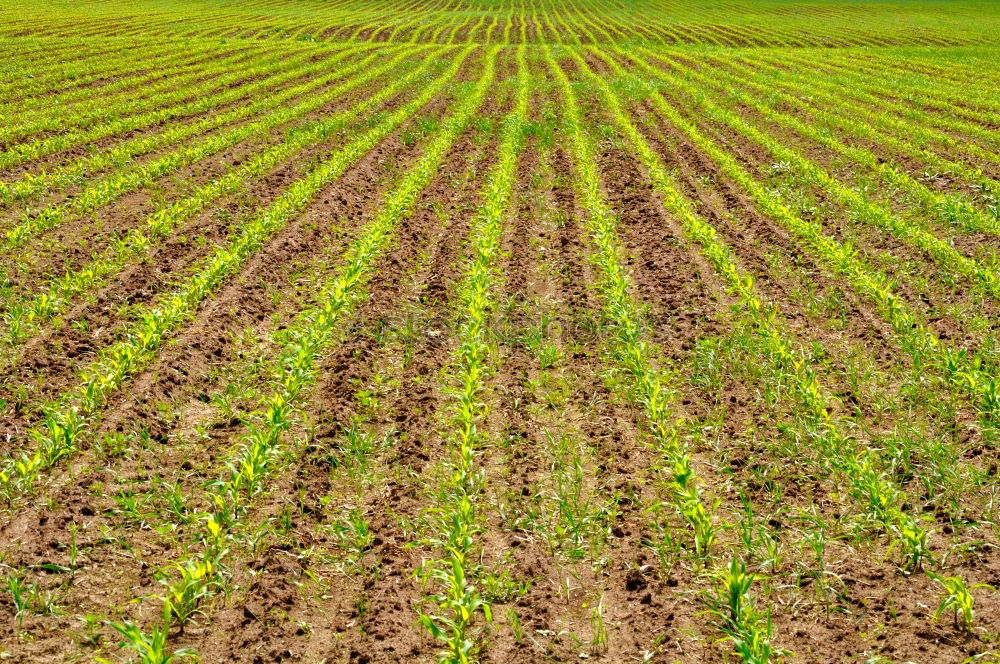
417, 46, 528, 664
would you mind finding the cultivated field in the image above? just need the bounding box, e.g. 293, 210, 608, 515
1, 1, 1000, 662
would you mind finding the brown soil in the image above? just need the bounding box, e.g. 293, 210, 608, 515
2, 31, 999, 664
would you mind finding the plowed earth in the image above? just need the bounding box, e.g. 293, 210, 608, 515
2, 28, 1000, 664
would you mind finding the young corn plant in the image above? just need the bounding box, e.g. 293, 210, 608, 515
160, 555, 224, 624
101, 604, 193, 664
928, 572, 992, 631
705, 559, 781, 664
